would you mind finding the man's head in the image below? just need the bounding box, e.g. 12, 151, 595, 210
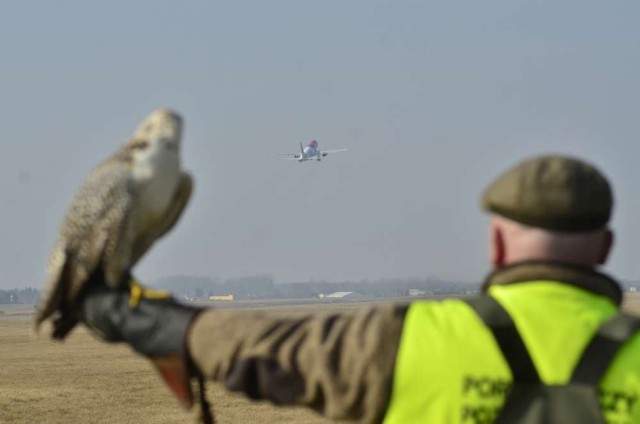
482, 155, 614, 269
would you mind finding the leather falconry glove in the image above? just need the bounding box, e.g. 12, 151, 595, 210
79, 272, 214, 423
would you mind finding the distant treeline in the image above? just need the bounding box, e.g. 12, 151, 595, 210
4, 277, 638, 305
152, 276, 640, 301
152, 275, 481, 300
0, 287, 40, 304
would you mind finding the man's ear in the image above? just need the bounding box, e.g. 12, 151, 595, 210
597, 229, 614, 265
490, 224, 506, 268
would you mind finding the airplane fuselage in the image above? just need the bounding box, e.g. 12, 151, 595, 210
285, 140, 346, 163
299, 146, 321, 161
294, 145, 323, 162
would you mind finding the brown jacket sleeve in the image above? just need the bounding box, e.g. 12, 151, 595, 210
187, 304, 409, 423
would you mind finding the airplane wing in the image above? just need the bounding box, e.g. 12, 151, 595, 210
320, 149, 348, 157
278, 153, 298, 157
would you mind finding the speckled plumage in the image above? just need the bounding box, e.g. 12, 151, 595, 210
35, 108, 193, 339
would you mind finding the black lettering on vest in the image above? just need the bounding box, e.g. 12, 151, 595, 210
627, 394, 638, 413
462, 375, 511, 398
600, 389, 638, 414
463, 376, 475, 394
493, 379, 511, 398
461, 405, 501, 424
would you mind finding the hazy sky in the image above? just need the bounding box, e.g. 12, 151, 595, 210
2, 1, 640, 289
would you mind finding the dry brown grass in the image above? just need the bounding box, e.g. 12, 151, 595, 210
0, 303, 344, 424
2, 293, 639, 424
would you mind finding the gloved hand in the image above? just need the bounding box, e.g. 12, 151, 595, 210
79, 273, 214, 423
80, 272, 202, 359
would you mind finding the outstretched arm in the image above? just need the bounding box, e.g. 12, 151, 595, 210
81, 275, 408, 423
188, 304, 406, 423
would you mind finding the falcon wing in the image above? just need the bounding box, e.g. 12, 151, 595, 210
157, 172, 193, 238
34, 159, 136, 338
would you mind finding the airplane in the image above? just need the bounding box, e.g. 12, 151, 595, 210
280, 140, 348, 162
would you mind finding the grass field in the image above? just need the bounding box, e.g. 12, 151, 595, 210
2, 294, 640, 424
0, 301, 361, 424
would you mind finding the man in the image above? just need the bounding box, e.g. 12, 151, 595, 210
80, 155, 640, 423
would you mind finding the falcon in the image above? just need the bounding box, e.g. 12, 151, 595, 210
35, 108, 193, 339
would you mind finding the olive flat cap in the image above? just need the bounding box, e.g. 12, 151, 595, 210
482, 155, 613, 232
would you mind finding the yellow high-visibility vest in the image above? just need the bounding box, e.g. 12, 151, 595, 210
383, 282, 640, 424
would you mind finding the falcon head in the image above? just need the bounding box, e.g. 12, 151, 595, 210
130, 108, 183, 154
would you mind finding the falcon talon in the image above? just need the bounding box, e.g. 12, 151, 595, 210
128, 280, 143, 308
128, 279, 172, 308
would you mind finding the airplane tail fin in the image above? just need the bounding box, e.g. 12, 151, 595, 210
300, 143, 304, 155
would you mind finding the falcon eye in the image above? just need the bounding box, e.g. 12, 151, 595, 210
131, 140, 150, 150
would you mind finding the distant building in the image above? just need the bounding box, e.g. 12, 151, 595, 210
326, 291, 352, 298
630, 287, 637, 292
209, 294, 234, 301
408, 289, 426, 296
325, 291, 362, 299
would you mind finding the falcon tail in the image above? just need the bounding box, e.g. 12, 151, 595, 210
34, 247, 79, 339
